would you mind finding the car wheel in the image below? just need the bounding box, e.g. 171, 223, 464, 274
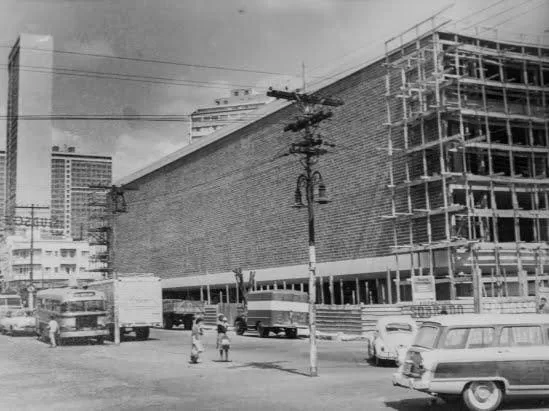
462, 381, 503, 411
8, 326, 14, 336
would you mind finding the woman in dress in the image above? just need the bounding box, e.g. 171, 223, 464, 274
190, 317, 204, 364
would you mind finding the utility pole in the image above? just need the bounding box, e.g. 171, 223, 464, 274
88, 184, 136, 345
15, 204, 49, 309
267, 87, 343, 377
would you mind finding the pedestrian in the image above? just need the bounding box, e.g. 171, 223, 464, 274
190, 317, 204, 364
217, 315, 231, 362
538, 297, 549, 314
48, 315, 59, 348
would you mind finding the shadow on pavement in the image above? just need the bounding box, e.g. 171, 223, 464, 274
385, 398, 549, 411
227, 360, 310, 377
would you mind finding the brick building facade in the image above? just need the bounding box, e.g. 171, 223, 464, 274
115, 25, 549, 305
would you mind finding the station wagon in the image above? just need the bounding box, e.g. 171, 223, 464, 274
392, 314, 549, 411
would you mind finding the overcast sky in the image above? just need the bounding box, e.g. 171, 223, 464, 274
0, 0, 548, 179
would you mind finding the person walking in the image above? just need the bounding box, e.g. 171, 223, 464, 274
217, 315, 231, 362
190, 317, 204, 364
48, 315, 59, 348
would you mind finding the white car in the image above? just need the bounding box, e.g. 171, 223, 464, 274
366, 316, 418, 366
0, 310, 36, 336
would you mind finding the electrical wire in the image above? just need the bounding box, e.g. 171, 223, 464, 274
0, 44, 297, 77
459, 0, 534, 32
0, 63, 268, 91
488, 0, 547, 29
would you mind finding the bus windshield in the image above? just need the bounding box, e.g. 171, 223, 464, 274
61, 300, 106, 313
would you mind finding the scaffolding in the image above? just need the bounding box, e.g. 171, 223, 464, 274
383, 14, 549, 301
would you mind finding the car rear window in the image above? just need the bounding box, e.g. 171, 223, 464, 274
499, 326, 542, 347
414, 325, 439, 348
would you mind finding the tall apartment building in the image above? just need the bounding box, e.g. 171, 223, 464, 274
51, 145, 112, 239
0, 151, 6, 219
5, 34, 53, 221
190, 88, 272, 142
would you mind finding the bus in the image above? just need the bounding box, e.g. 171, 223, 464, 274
0, 294, 23, 318
35, 287, 110, 345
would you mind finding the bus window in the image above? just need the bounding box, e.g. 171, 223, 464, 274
61, 300, 105, 312
86, 300, 105, 312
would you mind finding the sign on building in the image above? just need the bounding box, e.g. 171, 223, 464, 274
411, 275, 436, 302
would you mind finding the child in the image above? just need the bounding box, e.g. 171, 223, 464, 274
48, 315, 59, 348
219, 316, 230, 362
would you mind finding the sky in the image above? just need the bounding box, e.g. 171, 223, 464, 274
0, 0, 548, 180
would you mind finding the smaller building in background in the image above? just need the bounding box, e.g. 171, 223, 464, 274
190, 88, 272, 142
1, 228, 102, 292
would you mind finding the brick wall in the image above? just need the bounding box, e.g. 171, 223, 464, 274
114, 58, 403, 280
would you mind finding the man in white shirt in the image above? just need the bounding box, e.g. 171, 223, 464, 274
48, 316, 59, 348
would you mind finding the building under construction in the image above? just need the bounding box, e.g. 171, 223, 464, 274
113, 16, 549, 306
384, 18, 549, 301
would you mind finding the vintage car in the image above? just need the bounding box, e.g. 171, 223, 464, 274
392, 313, 549, 411
0, 309, 36, 336
366, 316, 418, 366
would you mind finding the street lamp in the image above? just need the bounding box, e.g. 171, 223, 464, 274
292, 170, 330, 377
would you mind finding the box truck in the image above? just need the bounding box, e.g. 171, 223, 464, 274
87, 274, 162, 341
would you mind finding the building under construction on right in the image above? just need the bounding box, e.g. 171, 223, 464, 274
384, 18, 549, 301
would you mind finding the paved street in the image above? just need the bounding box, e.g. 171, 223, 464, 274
0, 328, 547, 411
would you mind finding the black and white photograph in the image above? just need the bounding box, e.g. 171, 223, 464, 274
0, 1, 549, 410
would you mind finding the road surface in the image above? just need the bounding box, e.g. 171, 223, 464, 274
0, 327, 546, 410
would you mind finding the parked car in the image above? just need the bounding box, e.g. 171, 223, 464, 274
392, 313, 549, 411
0, 309, 36, 336
366, 316, 418, 366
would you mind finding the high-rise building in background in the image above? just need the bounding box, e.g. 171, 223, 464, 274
51, 145, 112, 240
6, 34, 53, 221
0, 151, 6, 219
190, 88, 272, 142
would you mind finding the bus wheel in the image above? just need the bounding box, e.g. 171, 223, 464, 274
163, 316, 174, 330
234, 319, 246, 335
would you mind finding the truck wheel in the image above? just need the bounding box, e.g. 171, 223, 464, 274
135, 327, 150, 341
235, 319, 246, 335
163, 316, 174, 330
183, 318, 193, 330
257, 323, 269, 338
285, 328, 298, 339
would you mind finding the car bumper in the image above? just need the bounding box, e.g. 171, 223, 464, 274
392, 372, 430, 391
377, 352, 398, 360
10, 326, 35, 334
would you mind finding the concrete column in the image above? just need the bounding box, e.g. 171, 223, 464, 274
387, 268, 393, 304
375, 278, 381, 304
206, 284, 211, 305
365, 282, 369, 305
282, 280, 286, 290
329, 276, 334, 305
355, 278, 360, 304
352, 291, 356, 305
200, 286, 204, 302
236, 282, 239, 303
226, 285, 230, 303
300, 283, 304, 292
274, 282, 278, 290
339, 278, 344, 305
220, 291, 223, 305
320, 277, 324, 304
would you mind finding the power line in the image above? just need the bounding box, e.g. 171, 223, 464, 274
489, 0, 547, 29
460, 0, 534, 31
0, 44, 297, 77
0, 63, 267, 91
